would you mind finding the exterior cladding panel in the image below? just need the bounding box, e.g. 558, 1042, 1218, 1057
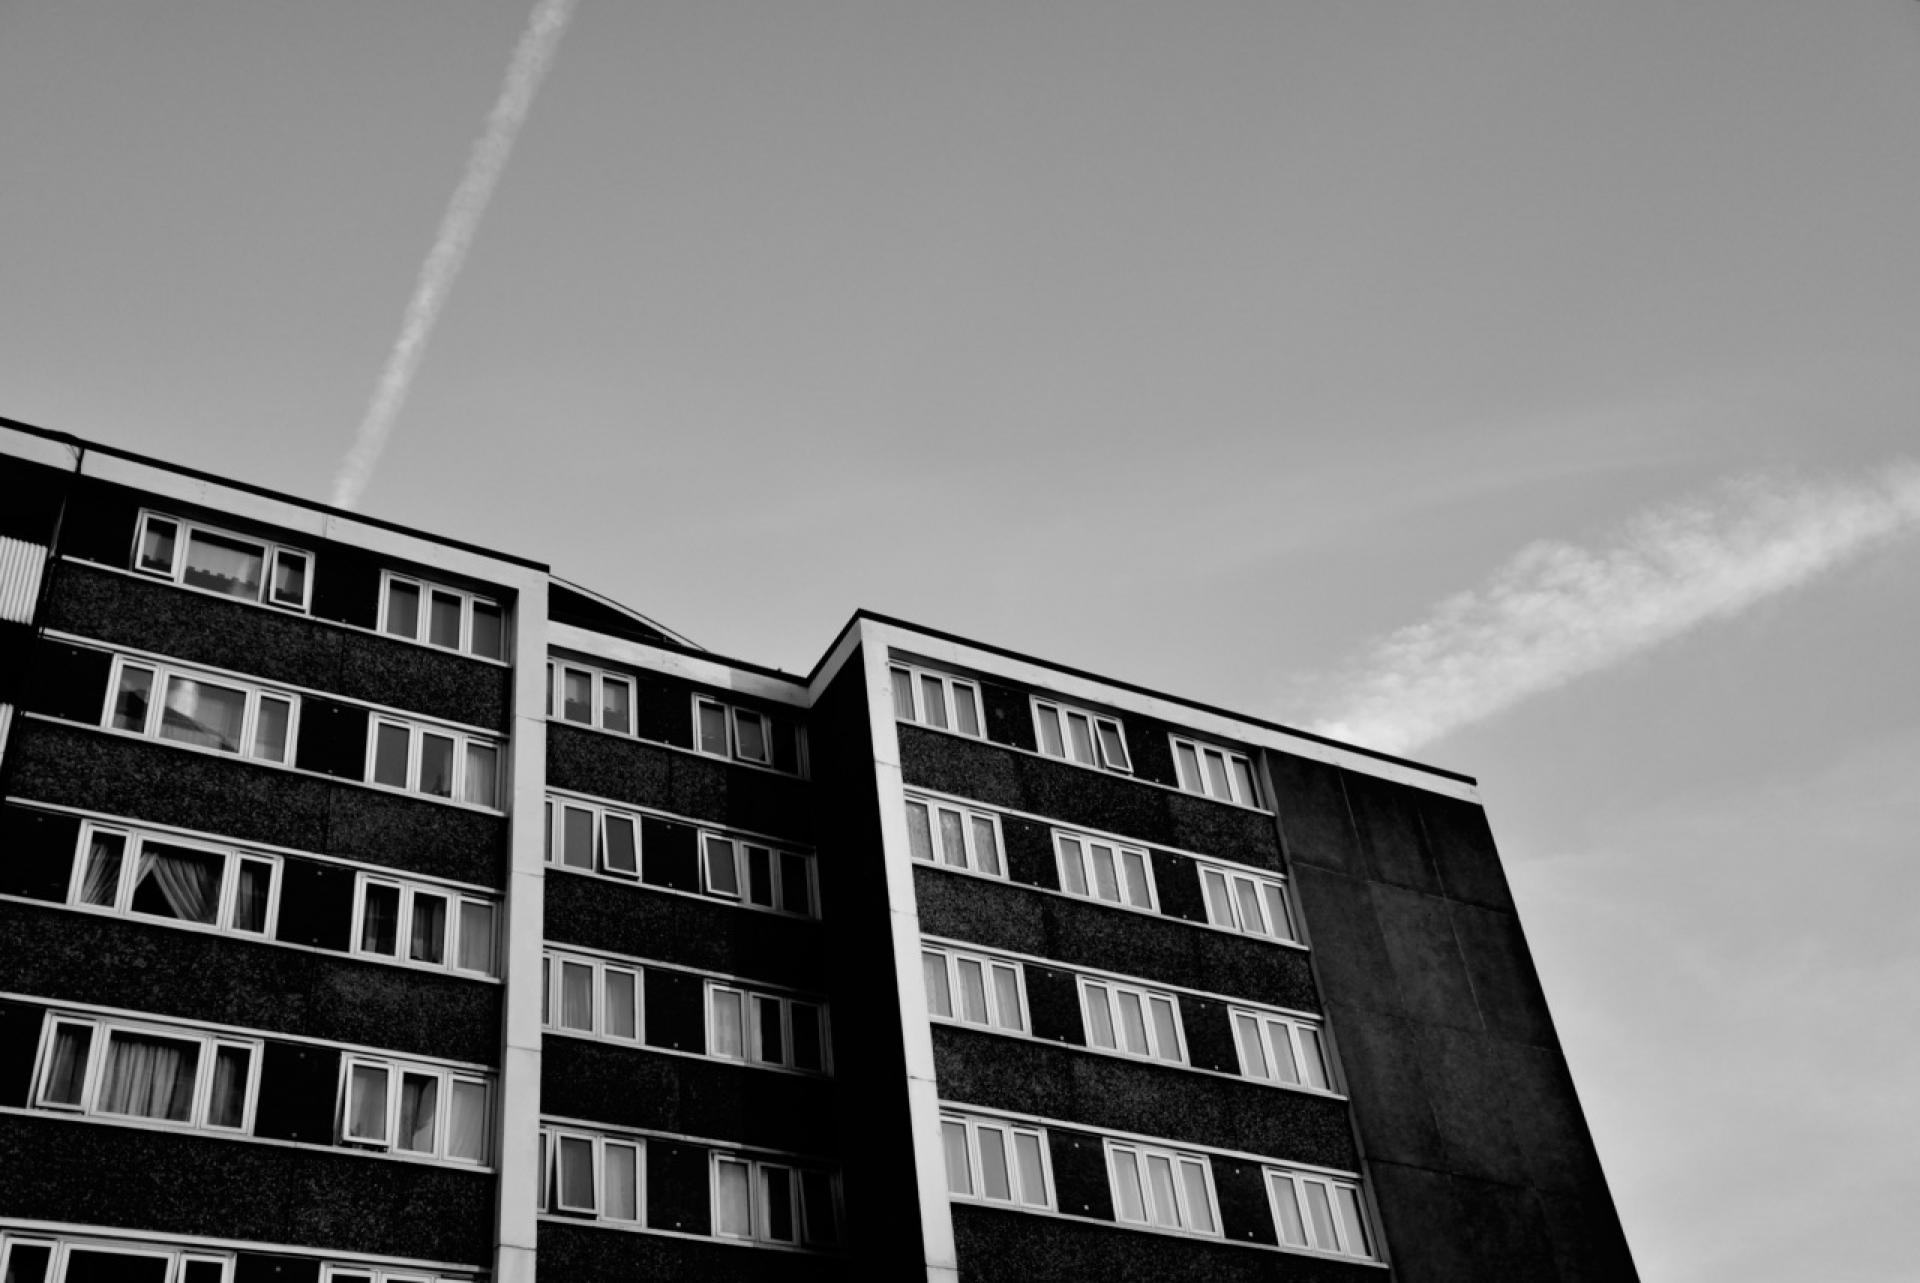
537, 1221, 845, 1282
547, 723, 812, 843
1272, 751, 1639, 1283
0, 899, 500, 1064
5, 720, 508, 886
931, 1025, 1356, 1170
0, 1113, 493, 1264
0, 454, 75, 546
912, 866, 1320, 1012
897, 726, 1279, 869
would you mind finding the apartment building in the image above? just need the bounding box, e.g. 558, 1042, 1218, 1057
0, 418, 1638, 1283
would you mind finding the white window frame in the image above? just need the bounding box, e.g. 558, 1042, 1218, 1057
0, 1236, 237, 1283
1053, 829, 1157, 911
68, 821, 280, 939
377, 570, 508, 661
544, 798, 644, 881
1265, 1168, 1376, 1259
320, 1268, 473, 1283
337, 1056, 491, 1166
104, 655, 300, 765
940, 1112, 1054, 1210
1169, 735, 1262, 808
692, 696, 804, 775
1105, 1140, 1221, 1237
889, 663, 985, 738
1031, 698, 1131, 773
921, 945, 1028, 1034
350, 874, 497, 976
699, 832, 818, 918
547, 661, 635, 735
32, 1013, 261, 1135
365, 716, 502, 809
1197, 860, 1297, 944
1077, 977, 1187, 1065
539, 1126, 646, 1224
134, 509, 313, 612
541, 949, 645, 1044
705, 982, 830, 1074
903, 795, 1006, 877
1230, 1008, 1334, 1093
710, 1154, 840, 1248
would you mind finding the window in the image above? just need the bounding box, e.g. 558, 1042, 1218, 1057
1106, 1141, 1219, 1236
941, 1113, 1052, 1209
366, 717, 501, 808
321, 1268, 476, 1283
903, 795, 1004, 876
69, 822, 278, 938
1266, 1169, 1375, 1259
1031, 698, 1130, 772
547, 662, 633, 734
1198, 862, 1297, 944
1079, 978, 1184, 1064
1054, 830, 1155, 911
33, 1014, 258, 1134
544, 798, 643, 879
379, 572, 507, 661
106, 656, 297, 764
353, 875, 496, 975
701, 833, 817, 917
707, 983, 828, 1073
1231, 1009, 1333, 1092
693, 696, 802, 774
135, 510, 311, 611
889, 664, 983, 737
539, 1127, 644, 1223
0, 1236, 235, 1283
1170, 736, 1261, 807
541, 950, 643, 1043
712, 1155, 840, 1248
922, 945, 1026, 1033
339, 1057, 489, 1164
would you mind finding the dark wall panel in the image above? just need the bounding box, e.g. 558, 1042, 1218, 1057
0, 621, 34, 707
1211, 1156, 1281, 1248
1044, 1126, 1115, 1222
54, 480, 140, 568
545, 871, 826, 991
273, 858, 355, 953
0, 454, 74, 542
640, 816, 700, 892
999, 817, 1058, 891
21, 640, 111, 723
643, 968, 706, 1055
1176, 995, 1242, 1077
0, 1000, 45, 1106
537, 1221, 845, 1283
547, 725, 813, 842
541, 1038, 834, 1153
952, 1204, 1380, 1283
978, 681, 1037, 751
254, 1042, 343, 1145
647, 1137, 713, 1237
933, 1026, 1356, 1170
0, 803, 81, 901
233, 1253, 321, 1283
293, 700, 370, 779
1022, 965, 1086, 1047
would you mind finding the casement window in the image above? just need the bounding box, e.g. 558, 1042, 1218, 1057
903, 795, 1004, 877
1198, 861, 1297, 944
547, 662, 634, 735
379, 572, 507, 661
922, 946, 1026, 1034
707, 983, 828, 1074
1231, 1009, 1333, 1092
106, 656, 297, 765
1266, 1168, 1375, 1259
1170, 736, 1261, 807
353, 875, 497, 976
135, 510, 312, 612
1031, 698, 1131, 773
890, 663, 984, 737
539, 1127, 644, 1224
366, 716, 501, 808
1054, 829, 1155, 911
339, 1057, 489, 1165
33, 1014, 258, 1134
1106, 1140, 1219, 1236
1079, 978, 1184, 1064
712, 1155, 840, 1248
693, 697, 802, 774
545, 799, 643, 879
940, 1113, 1052, 1209
0, 1236, 234, 1283
700, 832, 817, 917
541, 951, 643, 1043
69, 822, 278, 938
321, 1268, 475, 1283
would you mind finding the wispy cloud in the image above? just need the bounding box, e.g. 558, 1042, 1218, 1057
331, 0, 578, 511
1310, 461, 1920, 753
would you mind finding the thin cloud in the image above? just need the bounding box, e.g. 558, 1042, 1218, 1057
1311, 462, 1920, 754
331, 0, 578, 511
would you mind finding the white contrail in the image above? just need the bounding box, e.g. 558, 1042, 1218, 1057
1311, 462, 1920, 754
331, 0, 579, 511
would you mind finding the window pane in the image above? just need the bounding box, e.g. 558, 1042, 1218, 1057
409, 893, 447, 964
922, 952, 952, 1018
397, 1072, 438, 1153
111, 666, 153, 732
711, 990, 745, 1058
698, 702, 729, 755
159, 677, 246, 752
448, 1079, 486, 1161
561, 669, 592, 723
1182, 1160, 1215, 1233
385, 579, 420, 638
347, 1064, 388, 1140
604, 815, 639, 876
1335, 1186, 1372, 1256
601, 678, 632, 734
181, 1261, 224, 1283
428, 590, 462, 647
361, 883, 400, 955
1146, 1154, 1179, 1227
1204, 749, 1232, 799
418, 733, 455, 797
801, 1170, 838, 1246
129, 842, 221, 924
754, 995, 785, 1063
1303, 1182, 1339, 1250
1084, 986, 1116, 1048
716, 1160, 752, 1236
1111, 1149, 1146, 1222
905, 801, 934, 862
43, 1023, 93, 1105
1066, 713, 1096, 764
183, 530, 265, 600
562, 806, 594, 870
970, 816, 1002, 876
1231, 757, 1259, 806
605, 970, 638, 1039
704, 836, 740, 896
919, 675, 949, 730
1202, 870, 1235, 927
1299, 1028, 1330, 1090
1096, 720, 1130, 770
1090, 845, 1120, 902
734, 710, 769, 762
943, 1121, 973, 1194
458, 901, 494, 972
1014, 1131, 1047, 1206
979, 1126, 1012, 1200
1149, 997, 1181, 1061
557, 1135, 595, 1210
79, 831, 125, 906
252, 696, 291, 762
560, 961, 594, 1030
937, 808, 968, 869
5, 1244, 52, 1283
957, 959, 988, 1023
470, 601, 505, 659
953, 684, 982, 736
1268, 1023, 1301, 1085
1234, 1013, 1269, 1079
464, 743, 498, 808
605, 1143, 640, 1220
1235, 879, 1268, 936
1117, 991, 1150, 1055
138, 517, 178, 572
63, 1252, 168, 1283
1270, 1175, 1307, 1245
1035, 705, 1064, 757
778, 852, 810, 914
1175, 741, 1202, 792
271, 550, 309, 607
1121, 849, 1151, 908
746, 845, 775, 907
791, 1003, 824, 1072
373, 723, 410, 787
763, 1166, 796, 1241
1057, 838, 1088, 895
891, 666, 916, 720
1262, 883, 1294, 941
991, 965, 1023, 1032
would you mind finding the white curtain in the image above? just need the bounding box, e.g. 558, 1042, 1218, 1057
80, 834, 123, 906
101, 1033, 198, 1121
132, 844, 219, 923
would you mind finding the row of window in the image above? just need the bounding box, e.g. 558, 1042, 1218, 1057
542, 949, 830, 1075
133, 511, 506, 661
538, 1126, 841, 1250
0, 1236, 474, 1283
921, 944, 1333, 1091
545, 798, 819, 919
30, 1013, 490, 1166
940, 1111, 1375, 1259
546, 661, 806, 775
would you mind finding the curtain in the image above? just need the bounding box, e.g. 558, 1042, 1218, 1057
398, 1073, 438, 1152
231, 862, 270, 933
44, 1024, 92, 1105
208, 1046, 249, 1128
457, 901, 494, 972
409, 895, 447, 964
101, 1032, 199, 1121
361, 886, 399, 955
131, 844, 220, 924
715, 1160, 752, 1235
159, 678, 245, 752
448, 1080, 487, 1162
80, 834, 124, 906
347, 1065, 388, 1140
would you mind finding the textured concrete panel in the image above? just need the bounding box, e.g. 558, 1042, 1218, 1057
546, 723, 813, 842
1371, 885, 1481, 1036
537, 1219, 847, 1282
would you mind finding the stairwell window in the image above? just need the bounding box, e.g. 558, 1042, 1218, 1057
1032, 699, 1130, 772
903, 795, 1004, 876
548, 662, 633, 735
1054, 829, 1155, 910
339, 1058, 489, 1164
1079, 978, 1184, 1064
0, 1237, 236, 1283
1106, 1141, 1219, 1236
708, 984, 829, 1073
922, 946, 1026, 1034
890, 664, 983, 737
941, 1113, 1052, 1209
134, 511, 311, 611
545, 799, 642, 879
541, 950, 642, 1042
70, 822, 278, 937
353, 875, 496, 975
1231, 1009, 1333, 1092
367, 717, 501, 808
1266, 1168, 1375, 1259
1170, 736, 1261, 807
380, 572, 507, 661
701, 833, 817, 917
540, 1127, 644, 1223
107, 657, 297, 764
713, 1155, 840, 1248
1198, 861, 1297, 943
34, 1014, 258, 1134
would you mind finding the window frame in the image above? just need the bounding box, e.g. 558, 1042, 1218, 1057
543, 797, 644, 881
1077, 976, 1187, 1065
377, 570, 508, 661
921, 944, 1028, 1034
1104, 1139, 1221, 1237
541, 949, 645, 1044
350, 874, 497, 976
1030, 698, 1131, 772
133, 509, 313, 612
337, 1056, 491, 1166
1169, 735, 1262, 808
1264, 1167, 1376, 1259
705, 981, 831, 1075
1196, 860, 1298, 944
1052, 828, 1157, 912
539, 1125, 646, 1224
903, 795, 1006, 878
939, 1112, 1055, 1210
104, 654, 300, 766
365, 715, 503, 809
889, 663, 985, 738
547, 661, 635, 735
699, 832, 818, 918
1230, 1007, 1335, 1093
68, 821, 281, 940
31, 1013, 261, 1136
710, 1153, 840, 1249
319, 1268, 472, 1283
0, 1236, 238, 1283
691, 696, 805, 776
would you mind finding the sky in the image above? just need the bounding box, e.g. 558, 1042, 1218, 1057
4, 3, 1918, 1277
